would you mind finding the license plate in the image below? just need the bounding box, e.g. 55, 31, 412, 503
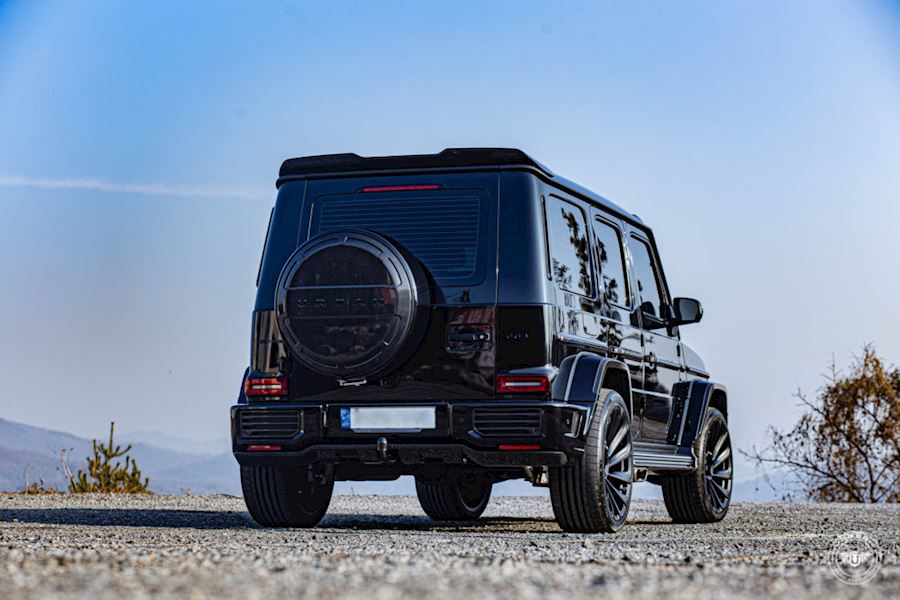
340, 407, 436, 432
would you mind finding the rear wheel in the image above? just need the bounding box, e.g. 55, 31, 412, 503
550, 389, 633, 533
661, 407, 732, 523
415, 470, 492, 521
241, 465, 333, 527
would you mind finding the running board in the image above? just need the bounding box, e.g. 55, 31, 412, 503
633, 450, 694, 470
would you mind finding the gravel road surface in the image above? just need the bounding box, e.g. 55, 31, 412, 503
0, 494, 897, 599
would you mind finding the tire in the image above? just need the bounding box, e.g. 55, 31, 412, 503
241, 465, 333, 528
415, 470, 492, 521
661, 407, 732, 523
550, 389, 633, 533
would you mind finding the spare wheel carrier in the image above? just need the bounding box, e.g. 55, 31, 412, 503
275, 229, 430, 381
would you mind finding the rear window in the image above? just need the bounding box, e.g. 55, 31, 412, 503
310, 190, 488, 285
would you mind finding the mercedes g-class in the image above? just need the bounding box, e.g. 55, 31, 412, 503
232, 148, 732, 533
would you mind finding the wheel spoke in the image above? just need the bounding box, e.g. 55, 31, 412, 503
604, 481, 619, 508
712, 468, 732, 479
706, 478, 721, 503
607, 469, 632, 483
607, 422, 628, 455
712, 446, 731, 468
711, 429, 728, 459
607, 444, 631, 468
711, 477, 730, 500
605, 480, 629, 510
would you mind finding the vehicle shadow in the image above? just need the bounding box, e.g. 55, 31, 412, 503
0, 508, 559, 532
321, 514, 560, 533
0, 508, 255, 529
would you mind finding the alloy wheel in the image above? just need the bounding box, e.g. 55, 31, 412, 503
602, 404, 633, 522
705, 420, 732, 513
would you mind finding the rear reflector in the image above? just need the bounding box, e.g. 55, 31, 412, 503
498, 444, 541, 451
362, 184, 441, 193
244, 376, 288, 396
246, 444, 282, 452
496, 375, 550, 394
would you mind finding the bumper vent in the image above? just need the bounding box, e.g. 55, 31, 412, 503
472, 408, 543, 437
239, 409, 301, 439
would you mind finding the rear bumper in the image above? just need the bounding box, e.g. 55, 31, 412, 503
230, 401, 589, 470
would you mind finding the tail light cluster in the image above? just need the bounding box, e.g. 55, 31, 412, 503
496, 375, 550, 394
244, 376, 288, 397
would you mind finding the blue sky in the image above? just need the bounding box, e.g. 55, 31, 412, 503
1, 0, 899, 467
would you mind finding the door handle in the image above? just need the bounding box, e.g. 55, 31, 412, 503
446, 324, 492, 354
448, 332, 489, 343
644, 352, 658, 371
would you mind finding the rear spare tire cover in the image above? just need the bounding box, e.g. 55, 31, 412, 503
275, 229, 430, 380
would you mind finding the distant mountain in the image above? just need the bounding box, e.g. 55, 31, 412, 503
0, 418, 240, 495
0, 443, 70, 491
120, 430, 230, 456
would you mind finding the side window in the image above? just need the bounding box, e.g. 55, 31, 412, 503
628, 237, 665, 318
545, 196, 593, 297
592, 218, 629, 307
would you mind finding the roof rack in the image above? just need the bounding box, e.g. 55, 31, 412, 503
278, 147, 554, 179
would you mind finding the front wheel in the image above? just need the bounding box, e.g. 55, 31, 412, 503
415, 470, 492, 521
550, 388, 633, 533
661, 407, 733, 523
241, 465, 333, 528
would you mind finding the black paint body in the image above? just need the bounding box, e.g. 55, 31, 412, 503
232, 148, 726, 481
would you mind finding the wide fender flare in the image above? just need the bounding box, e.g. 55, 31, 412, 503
676, 380, 728, 448
551, 352, 633, 433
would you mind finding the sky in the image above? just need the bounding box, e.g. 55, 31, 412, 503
1, 0, 899, 473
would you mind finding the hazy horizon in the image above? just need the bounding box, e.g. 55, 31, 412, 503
1, 1, 899, 472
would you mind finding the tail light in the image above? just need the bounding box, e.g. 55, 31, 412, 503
244, 376, 288, 397
496, 375, 550, 394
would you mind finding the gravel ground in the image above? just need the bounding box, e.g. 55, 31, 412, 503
0, 493, 897, 599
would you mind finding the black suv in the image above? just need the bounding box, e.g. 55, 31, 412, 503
232, 148, 732, 533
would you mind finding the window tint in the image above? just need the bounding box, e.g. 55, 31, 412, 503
592, 219, 629, 306
629, 237, 664, 318
545, 196, 592, 297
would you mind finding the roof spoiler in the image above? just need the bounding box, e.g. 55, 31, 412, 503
278, 147, 554, 181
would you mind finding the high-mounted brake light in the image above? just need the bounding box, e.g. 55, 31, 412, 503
496, 375, 550, 394
362, 184, 441, 193
244, 376, 288, 396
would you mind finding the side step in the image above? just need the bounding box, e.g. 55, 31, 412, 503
633, 449, 694, 471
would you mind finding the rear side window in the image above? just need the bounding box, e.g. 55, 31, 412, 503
310, 191, 486, 285
592, 218, 629, 307
545, 196, 593, 297
628, 237, 665, 318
